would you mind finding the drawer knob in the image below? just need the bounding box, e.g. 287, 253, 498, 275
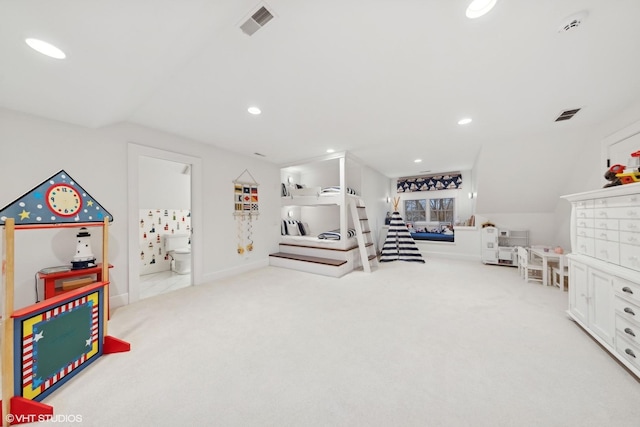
624, 307, 636, 316
623, 286, 634, 295
629, 237, 639, 243
629, 210, 639, 217
625, 348, 637, 358
624, 327, 636, 337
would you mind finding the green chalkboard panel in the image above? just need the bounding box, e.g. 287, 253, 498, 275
34, 304, 92, 381
14, 286, 103, 401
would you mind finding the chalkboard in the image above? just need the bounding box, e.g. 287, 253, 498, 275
13, 286, 104, 401
35, 304, 92, 381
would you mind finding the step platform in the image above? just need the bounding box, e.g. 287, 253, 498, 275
269, 252, 351, 277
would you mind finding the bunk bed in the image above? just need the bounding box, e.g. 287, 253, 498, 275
272, 152, 376, 276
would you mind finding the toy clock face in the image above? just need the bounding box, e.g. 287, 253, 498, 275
46, 184, 82, 217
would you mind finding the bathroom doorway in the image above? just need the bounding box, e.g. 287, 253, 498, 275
127, 144, 202, 303
138, 156, 191, 299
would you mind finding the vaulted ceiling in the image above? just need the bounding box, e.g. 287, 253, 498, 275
2, 0, 640, 179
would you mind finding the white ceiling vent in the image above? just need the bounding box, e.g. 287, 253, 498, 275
555, 108, 581, 122
240, 6, 274, 36
558, 10, 588, 33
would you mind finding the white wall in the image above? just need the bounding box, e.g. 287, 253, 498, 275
472, 100, 640, 253
0, 109, 280, 310
138, 156, 190, 209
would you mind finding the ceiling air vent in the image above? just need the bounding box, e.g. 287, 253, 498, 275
558, 10, 589, 33
555, 108, 581, 122
240, 6, 274, 36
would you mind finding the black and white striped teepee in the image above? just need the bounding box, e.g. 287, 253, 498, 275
380, 211, 425, 263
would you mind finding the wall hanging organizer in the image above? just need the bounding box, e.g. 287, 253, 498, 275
233, 169, 259, 254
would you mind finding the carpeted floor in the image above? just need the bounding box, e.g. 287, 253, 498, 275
31, 258, 640, 426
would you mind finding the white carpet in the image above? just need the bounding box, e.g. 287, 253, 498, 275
31, 258, 640, 426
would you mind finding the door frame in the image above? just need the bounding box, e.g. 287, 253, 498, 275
127, 143, 203, 303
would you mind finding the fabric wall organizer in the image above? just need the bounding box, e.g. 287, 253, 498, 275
233, 169, 259, 254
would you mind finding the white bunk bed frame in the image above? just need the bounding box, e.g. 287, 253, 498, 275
273, 152, 376, 276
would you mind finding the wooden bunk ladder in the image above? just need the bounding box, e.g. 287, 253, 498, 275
349, 199, 378, 273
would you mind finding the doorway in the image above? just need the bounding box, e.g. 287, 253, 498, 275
127, 144, 202, 303
138, 156, 191, 299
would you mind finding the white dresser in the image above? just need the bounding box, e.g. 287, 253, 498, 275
562, 183, 640, 378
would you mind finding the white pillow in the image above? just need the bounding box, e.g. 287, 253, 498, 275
286, 221, 301, 236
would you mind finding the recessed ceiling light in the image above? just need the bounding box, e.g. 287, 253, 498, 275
466, 0, 497, 19
414, 159, 422, 163
247, 106, 261, 115
326, 149, 335, 153
25, 38, 66, 59
458, 118, 473, 125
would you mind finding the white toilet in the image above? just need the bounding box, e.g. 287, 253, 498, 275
163, 234, 191, 274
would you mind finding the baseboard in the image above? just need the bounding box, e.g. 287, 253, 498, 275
110, 292, 129, 309
419, 251, 481, 262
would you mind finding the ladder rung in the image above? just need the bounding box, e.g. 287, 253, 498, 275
368, 254, 377, 261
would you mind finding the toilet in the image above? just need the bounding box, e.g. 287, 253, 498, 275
163, 234, 191, 274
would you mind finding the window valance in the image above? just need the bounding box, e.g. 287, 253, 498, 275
397, 172, 462, 192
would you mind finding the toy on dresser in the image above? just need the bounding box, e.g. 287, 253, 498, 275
603, 150, 640, 187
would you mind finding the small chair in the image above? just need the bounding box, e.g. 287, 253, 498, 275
515, 246, 525, 278
551, 255, 568, 291
517, 247, 544, 283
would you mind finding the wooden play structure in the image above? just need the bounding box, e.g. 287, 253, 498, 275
0, 170, 130, 426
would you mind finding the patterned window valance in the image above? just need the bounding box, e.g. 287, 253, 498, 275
397, 172, 462, 192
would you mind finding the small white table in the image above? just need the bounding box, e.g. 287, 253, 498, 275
530, 247, 565, 287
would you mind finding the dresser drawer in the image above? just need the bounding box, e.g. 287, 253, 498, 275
616, 333, 640, 371
576, 227, 594, 238
594, 240, 619, 264
596, 194, 640, 208
619, 230, 640, 246
594, 219, 619, 230
616, 315, 640, 347
614, 277, 640, 305
576, 208, 594, 220
595, 206, 640, 220
615, 296, 640, 323
620, 243, 640, 271
576, 218, 594, 229
576, 236, 595, 257
575, 200, 594, 209
594, 229, 619, 241
620, 220, 640, 233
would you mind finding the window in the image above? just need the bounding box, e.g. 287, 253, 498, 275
404, 199, 427, 222
404, 198, 454, 223
429, 198, 454, 223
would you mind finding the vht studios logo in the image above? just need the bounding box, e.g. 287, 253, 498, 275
5, 413, 83, 423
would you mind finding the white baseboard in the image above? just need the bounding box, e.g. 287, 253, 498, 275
420, 250, 481, 262
110, 292, 129, 309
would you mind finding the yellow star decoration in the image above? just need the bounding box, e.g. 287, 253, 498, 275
19, 209, 30, 220
87, 200, 94, 206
